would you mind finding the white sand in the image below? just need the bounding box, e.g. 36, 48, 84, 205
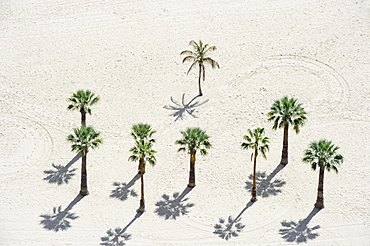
1, 0, 369, 245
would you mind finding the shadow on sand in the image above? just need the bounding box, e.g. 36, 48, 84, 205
39, 194, 83, 232
213, 201, 254, 241
163, 93, 209, 121
279, 208, 321, 243
245, 164, 286, 198
43, 153, 81, 185
100, 212, 143, 246
110, 174, 140, 201
154, 186, 194, 220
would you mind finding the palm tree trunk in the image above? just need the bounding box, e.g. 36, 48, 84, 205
251, 150, 257, 202
138, 169, 145, 212
80, 152, 88, 196
198, 63, 203, 96
80, 108, 86, 126
281, 123, 289, 165
188, 152, 196, 187
315, 166, 325, 209
138, 157, 145, 174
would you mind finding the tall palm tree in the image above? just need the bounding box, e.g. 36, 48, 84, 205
128, 123, 157, 213
302, 140, 343, 209
180, 40, 220, 96
241, 128, 270, 202
175, 127, 212, 188
67, 90, 100, 126
268, 96, 307, 165
130, 123, 156, 174
67, 126, 102, 196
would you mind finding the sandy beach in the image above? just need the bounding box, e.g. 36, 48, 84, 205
1, 0, 369, 245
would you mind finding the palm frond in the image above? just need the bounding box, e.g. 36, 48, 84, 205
186, 61, 198, 74
200, 148, 208, 156
177, 147, 186, 152
182, 55, 195, 63
203, 57, 220, 69
180, 50, 196, 56
128, 155, 138, 162
202, 64, 205, 81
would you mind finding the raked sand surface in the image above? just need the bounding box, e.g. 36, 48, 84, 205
1, 0, 369, 245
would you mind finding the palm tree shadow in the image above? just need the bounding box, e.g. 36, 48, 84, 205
100, 212, 142, 246
39, 194, 83, 232
245, 164, 286, 198
110, 174, 140, 201
163, 93, 209, 121
213, 201, 254, 241
43, 153, 81, 185
154, 186, 195, 219
279, 208, 321, 243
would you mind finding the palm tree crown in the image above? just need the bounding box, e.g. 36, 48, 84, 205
128, 141, 157, 167
67, 90, 100, 115
128, 123, 157, 169
181, 40, 220, 78
268, 96, 307, 133
131, 123, 156, 142
175, 127, 212, 155
241, 128, 270, 159
67, 126, 102, 155
303, 140, 343, 172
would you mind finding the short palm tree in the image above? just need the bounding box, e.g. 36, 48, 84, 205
303, 140, 343, 209
67, 90, 100, 126
130, 123, 156, 174
180, 40, 220, 96
268, 96, 307, 165
241, 128, 270, 202
67, 126, 102, 196
175, 127, 212, 188
128, 123, 157, 212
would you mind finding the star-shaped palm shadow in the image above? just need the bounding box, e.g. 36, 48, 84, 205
43, 164, 77, 185
100, 212, 141, 246
279, 208, 321, 243
110, 174, 139, 201
43, 154, 80, 185
213, 201, 253, 241
155, 187, 194, 220
245, 165, 286, 198
163, 93, 209, 121
100, 227, 131, 246
39, 195, 82, 232
213, 216, 246, 241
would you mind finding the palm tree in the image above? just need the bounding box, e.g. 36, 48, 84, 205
241, 128, 270, 202
175, 127, 212, 188
67, 90, 100, 126
180, 40, 220, 96
128, 123, 157, 213
302, 140, 343, 209
268, 96, 307, 165
130, 123, 156, 174
67, 126, 102, 196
